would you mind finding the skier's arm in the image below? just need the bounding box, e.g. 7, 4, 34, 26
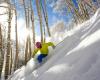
47, 42, 55, 49
47, 42, 54, 46
32, 49, 38, 57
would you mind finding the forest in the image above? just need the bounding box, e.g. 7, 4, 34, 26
0, 0, 99, 79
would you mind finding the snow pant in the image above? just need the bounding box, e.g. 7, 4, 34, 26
37, 54, 47, 63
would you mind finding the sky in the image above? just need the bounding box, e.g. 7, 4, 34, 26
1, 0, 99, 43
10, 0, 73, 43
16, 0, 72, 28
31, 0, 71, 34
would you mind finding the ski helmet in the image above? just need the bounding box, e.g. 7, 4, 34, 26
36, 42, 42, 48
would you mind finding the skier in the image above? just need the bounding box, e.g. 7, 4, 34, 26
32, 42, 55, 63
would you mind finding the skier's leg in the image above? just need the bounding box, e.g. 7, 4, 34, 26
37, 54, 43, 63
37, 54, 47, 63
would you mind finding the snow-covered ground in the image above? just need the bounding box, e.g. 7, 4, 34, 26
8, 8, 100, 80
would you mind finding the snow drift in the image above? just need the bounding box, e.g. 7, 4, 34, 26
8, 8, 100, 80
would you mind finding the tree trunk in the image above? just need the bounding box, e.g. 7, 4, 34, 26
71, 0, 86, 23
83, 0, 97, 13
36, 0, 43, 43
78, 1, 89, 21
23, 0, 29, 64
0, 24, 3, 78
9, 47, 12, 74
65, 0, 78, 24
25, 38, 28, 64
30, 0, 35, 49
14, 0, 19, 70
5, 3, 12, 78
29, 36, 32, 59
42, 0, 51, 37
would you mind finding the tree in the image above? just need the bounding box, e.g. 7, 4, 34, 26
40, 0, 51, 37
30, 0, 35, 50
5, 2, 12, 78
0, 24, 3, 78
36, 0, 43, 43
14, 0, 19, 70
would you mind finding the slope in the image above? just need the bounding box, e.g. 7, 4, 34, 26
8, 8, 100, 80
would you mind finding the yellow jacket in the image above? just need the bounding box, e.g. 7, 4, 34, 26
33, 42, 54, 55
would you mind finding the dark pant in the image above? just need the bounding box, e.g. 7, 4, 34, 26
37, 54, 47, 63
